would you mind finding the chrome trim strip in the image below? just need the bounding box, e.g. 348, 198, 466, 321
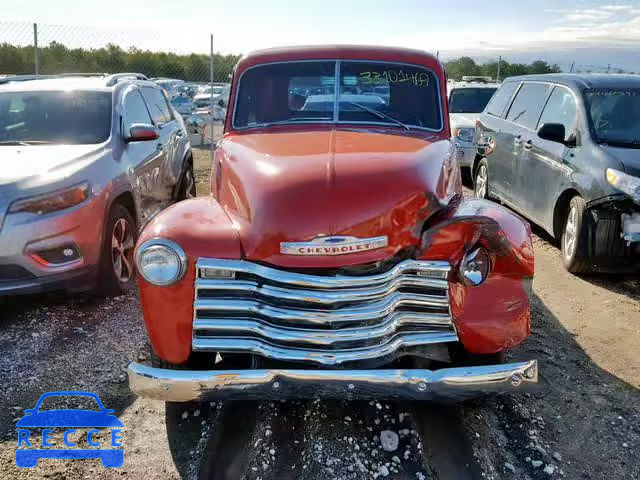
194, 292, 449, 326
192, 332, 458, 365
195, 274, 448, 306
196, 258, 450, 288
193, 312, 453, 347
128, 360, 539, 402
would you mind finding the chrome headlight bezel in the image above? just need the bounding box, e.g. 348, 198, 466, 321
135, 238, 187, 286
460, 246, 492, 286
454, 127, 475, 143
606, 168, 640, 203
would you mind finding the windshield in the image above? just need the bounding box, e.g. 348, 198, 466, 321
233, 60, 442, 130
585, 88, 640, 146
0, 90, 111, 145
449, 87, 498, 113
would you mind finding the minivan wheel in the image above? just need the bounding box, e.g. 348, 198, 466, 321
561, 196, 592, 274
474, 159, 490, 199
177, 163, 196, 201
94, 204, 137, 296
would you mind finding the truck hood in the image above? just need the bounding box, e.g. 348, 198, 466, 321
0, 144, 105, 187
601, 145, 640, 177
217, 128, 458, 268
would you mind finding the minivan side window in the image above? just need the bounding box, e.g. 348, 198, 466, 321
141, 87, 173, 126
537, 86, 578, 141
505, 82, 551, 130
485, 81, 519, 117
123, 90, 152, 133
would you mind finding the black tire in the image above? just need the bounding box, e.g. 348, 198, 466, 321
561, 196, 592, 274
94, 204, 137, 297
176, 161, 196, 201
474, 158, 490, 199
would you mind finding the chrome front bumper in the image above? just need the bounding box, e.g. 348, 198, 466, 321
127, 360, 538, 402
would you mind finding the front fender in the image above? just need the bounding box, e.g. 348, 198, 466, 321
419, 198, 534, 354
136, 197, 242, 364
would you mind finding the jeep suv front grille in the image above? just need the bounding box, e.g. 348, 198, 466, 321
192, 258, 457, 366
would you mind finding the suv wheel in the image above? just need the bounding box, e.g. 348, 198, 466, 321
561, 196, 592, 274
94, 204, 137, 296
474, 159, 490, 199
177, 163, 196, 201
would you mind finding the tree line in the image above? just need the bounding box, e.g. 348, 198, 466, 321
444, 56, 561, 81
0, 41, 563, 83
0, 41, 241, 82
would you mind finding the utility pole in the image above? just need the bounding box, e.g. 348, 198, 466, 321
607, 64, 611, 73
210, 34, 215, 166
33, 23, 39, 75
496, 55, 501, 82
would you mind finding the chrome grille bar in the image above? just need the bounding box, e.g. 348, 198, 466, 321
193, 258, 457, 365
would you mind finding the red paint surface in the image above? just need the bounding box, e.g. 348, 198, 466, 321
136, 46, 533, 364
419, 198, 535, 353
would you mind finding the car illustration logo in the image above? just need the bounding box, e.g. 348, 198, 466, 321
15, 391, 124, 468
280, 235, 388, 255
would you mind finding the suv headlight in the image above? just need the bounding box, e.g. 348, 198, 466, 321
606, 168, 640, 203
453, 127, 475, 143
9, 183, 90, 215
135, 239, 187, 286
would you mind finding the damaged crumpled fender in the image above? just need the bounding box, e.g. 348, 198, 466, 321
418, 197, 535, 354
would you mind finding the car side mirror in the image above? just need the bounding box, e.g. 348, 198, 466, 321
537, 123, 566, 145
125, 123, 160, 143
217, 99, 225, 108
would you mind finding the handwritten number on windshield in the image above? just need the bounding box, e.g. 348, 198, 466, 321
359, 70, 429, 87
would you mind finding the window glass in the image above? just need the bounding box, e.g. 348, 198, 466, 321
585, 88, 640, 146
537, 87, 578, 140
141, 87, 172, 125
123, 90, 152, 132
338, 61, 441, 129
449, 87, 498, 113
0, 90, 111, 145
505, 82, 550, 129
234, 61, 336, 128
485, 81, 519, 117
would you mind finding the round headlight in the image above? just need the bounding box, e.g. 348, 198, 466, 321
135, 240, 186, 286
460, 246, 491, 286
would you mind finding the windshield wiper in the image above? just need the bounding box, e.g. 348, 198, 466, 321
0, 140, 56, 145
599, 138, 640, 149
262, 117, 333, 126
343, 102, 411, 131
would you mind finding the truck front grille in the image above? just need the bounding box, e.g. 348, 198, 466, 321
192, 258, 457, 366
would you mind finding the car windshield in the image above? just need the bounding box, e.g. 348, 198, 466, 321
0, 90, 111, 145
201, 87, 224, 95
585, 88, 640, 146
449, 87, 498, 113
233, 60, 442, 130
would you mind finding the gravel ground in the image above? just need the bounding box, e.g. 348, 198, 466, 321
0, 145, 638, 480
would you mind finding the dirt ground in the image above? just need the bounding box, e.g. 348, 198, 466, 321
0, 146, 638, 480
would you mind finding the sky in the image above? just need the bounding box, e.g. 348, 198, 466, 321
2, 0, 640, 70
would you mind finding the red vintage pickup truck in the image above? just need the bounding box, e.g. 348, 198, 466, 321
128, 46, 537, 402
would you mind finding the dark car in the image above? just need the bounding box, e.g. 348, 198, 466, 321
474, 74, 640, 273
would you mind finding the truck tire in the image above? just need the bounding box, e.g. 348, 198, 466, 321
94, 204, 137, 297
561, 196, 592, 274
